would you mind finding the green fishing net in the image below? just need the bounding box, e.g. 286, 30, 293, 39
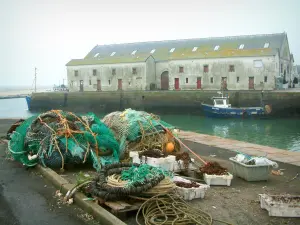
8, 110, 120, 171
121, 164, 173, 186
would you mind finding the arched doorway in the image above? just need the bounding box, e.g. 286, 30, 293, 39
161, 71, 169, 90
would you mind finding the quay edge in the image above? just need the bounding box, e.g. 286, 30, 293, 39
27, 90, 300, 117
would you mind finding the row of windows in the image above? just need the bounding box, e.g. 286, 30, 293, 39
182, 76, 268, 84
74, 68, 138, 76
73, 76, 268, 86
93, 43, 271, 57
178, 65, 235, 73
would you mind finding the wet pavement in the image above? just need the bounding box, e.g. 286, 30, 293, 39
0, 142, 97, 225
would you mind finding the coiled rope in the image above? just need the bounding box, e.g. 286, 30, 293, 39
136, 193, 233, 225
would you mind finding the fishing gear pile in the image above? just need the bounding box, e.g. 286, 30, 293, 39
102, 108, 181, 159
8, 110, 120, 171
88, 162, 175, 201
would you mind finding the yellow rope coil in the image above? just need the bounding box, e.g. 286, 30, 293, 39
106, 174, 176, 195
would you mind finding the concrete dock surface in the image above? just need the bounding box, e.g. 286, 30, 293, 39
1, 119, 300, 225
179, 130, 300, 166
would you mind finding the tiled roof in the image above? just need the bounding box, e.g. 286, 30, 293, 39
66, 33, 286, 66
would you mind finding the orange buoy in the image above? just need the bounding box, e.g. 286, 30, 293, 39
165, 142, 175, 153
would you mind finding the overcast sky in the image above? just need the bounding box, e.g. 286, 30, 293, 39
1, 0, 299, 87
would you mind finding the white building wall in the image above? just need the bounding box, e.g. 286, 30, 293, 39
145, 56, 156, 90
67, 62, 147, 92
155, 56, 277, 90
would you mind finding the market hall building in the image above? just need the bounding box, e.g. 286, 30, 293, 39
66, 32, 293, 92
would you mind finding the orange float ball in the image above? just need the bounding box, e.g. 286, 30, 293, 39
165, 142, 175, 153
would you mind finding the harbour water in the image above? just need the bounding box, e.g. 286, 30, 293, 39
0, 98, 299, 152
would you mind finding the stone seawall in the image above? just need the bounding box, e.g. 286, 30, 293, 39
29, 90, 300, 117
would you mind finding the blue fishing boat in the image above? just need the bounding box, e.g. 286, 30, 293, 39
201, 92, 271, 118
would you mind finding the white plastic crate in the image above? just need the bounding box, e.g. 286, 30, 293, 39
173, 158, 195, 172
203, 173, 233, 186
229, 157, 272, 181
259, 194, 300, 217
173, 176, 210, 201
129, 151, 176, 171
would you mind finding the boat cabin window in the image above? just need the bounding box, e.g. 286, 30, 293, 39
215, 99, 224, 105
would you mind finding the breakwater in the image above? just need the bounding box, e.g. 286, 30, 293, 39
28, 90, 300, 117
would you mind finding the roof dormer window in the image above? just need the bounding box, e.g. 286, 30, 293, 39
239, 44, 244, 50
264, 43, 270, 48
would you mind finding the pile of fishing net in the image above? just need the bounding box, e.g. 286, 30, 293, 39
88, 163, 176, 201
8, 110, 120, 171
102, 109, 181, 158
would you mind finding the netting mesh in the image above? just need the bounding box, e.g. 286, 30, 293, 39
102, 108, 180, 156
8, 110, 120, 171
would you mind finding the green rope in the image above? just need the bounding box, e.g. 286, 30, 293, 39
121, 164, 173, 186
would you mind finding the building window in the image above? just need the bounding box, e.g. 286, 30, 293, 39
74, 70, 78, 76
229, 65, 235, 72
210, 77, 213, 83
214, 45, 220, 51
110, 52, 116, 56
132, 68, 137, 74
186, 78, 188, 83
93, 69, 97, 76
239, 44, 244, 50
264, 76, 268, 83
287, 65, 289, 74
204, 65, 209, 73
112, 68, 116, 75
89, 80, 92, 85
264, 42, 270, 48
254, 60, 263, 68
237, 77, 240, 83
179, 66, 184, 73
108, 80, 111, 85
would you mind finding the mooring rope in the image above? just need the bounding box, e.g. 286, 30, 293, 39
136, 193, 233, 225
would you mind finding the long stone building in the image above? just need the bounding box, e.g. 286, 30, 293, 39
66, 32, 293, 91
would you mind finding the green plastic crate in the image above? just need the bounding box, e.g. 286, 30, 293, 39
229, 157, 272, 181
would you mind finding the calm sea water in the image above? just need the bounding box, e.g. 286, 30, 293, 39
1, 98, 299, 151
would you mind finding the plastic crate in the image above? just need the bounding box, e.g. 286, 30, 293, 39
203, 173, 233, 186
173, 158, 195, 172
129, 151, 176, 171
259, 194, 300, 217
174, 176, 210, 200
229, 157, 272, 181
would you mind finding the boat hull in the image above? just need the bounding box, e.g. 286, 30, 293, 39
201, 104, 265, 118
25, 96, 31, 110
